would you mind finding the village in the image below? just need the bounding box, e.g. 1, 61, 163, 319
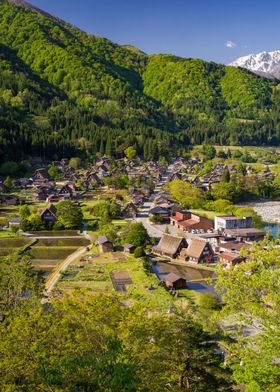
0, 146, 277, 301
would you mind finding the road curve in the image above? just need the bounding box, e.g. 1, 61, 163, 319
45, 246, 88, 294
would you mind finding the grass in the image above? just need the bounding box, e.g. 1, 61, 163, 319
190, 209, 217, 220
0, 231, 23, 238
57, 251, 193, 310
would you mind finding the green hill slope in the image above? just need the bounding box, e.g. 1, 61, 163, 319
0, 0, 279, 163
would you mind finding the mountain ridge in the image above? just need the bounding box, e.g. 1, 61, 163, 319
230, 50, 280, 79
0, 0, 280, 163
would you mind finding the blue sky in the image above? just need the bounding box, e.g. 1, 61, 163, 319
31, 0, 280, 64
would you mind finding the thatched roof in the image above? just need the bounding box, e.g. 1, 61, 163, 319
154, 235, 187, 256
185, 239, 209, 259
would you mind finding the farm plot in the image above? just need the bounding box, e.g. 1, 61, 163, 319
56, 252, 173, 308
0, 238, 33, 256
36, 238, 90, 247
110, 270, 133, 292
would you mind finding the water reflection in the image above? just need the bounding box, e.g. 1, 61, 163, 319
153, 261, 217, 294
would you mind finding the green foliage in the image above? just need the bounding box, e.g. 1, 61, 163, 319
124, 223, 149, 247
149, 214, 166, 223
21, 213, 45, 231
124, 146, 137, 160
47, 164, 62, 179
168, 179, 204, 209
0, 161, 19, 175
3, 176, 12, 190
98, 224, 118, 242
68, 157, 81, 169
19, 204, 31, 219
92, 201, 118, 223
202, 145, 216, 159
56, 201, 83, 229
0, 2, 279, 163
216, 242, 280, 391
198, 293, 221, 310
134, 246, 146, 258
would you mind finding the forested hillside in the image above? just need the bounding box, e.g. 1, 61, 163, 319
0, 0, 280, 163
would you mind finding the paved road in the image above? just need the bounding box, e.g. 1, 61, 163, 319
45, 246, 89, 294
136, 173, 170, 238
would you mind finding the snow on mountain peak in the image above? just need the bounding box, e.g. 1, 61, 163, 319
230, 50, 280, 79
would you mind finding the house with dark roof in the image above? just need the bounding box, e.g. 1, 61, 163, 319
152, 235, 188, 259
219, 252, 245, 267
149, 206, 170, 220
40, 204, 57, 223
121, 203, 138, 219
123, 243, 136, 254
224, 228, 266, 242
97, 236, 113, 253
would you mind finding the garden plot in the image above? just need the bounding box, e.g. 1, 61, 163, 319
56, 252, 175, 308
110, 270, 133, 292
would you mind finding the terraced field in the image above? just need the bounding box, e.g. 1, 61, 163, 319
0, 234, 91, 278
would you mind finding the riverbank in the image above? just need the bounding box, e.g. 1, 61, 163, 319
239, 200, 280, 224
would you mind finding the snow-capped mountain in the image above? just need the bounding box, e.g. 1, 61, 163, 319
230, 50, 280, 79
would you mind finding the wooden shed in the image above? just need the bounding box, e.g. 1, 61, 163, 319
165, 273, 186, 290
97, 236, 113, 253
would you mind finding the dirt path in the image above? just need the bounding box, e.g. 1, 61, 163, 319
45, 246, 88, 294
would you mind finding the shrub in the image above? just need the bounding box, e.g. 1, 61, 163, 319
134, 246, 146, 258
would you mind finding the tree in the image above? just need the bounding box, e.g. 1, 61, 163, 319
122, 309, 233, 391
21, 213, 45, 231
19, 205, 31, 219
236, 163, 247, 176
98, 224, 118, 242
56, 201, 83, 229
0, 294, 140, 391
3, 176, 13, 190
124, 223, 149, 247
0, 161, 19, 176
168, 180, 204, 209
68, 157, 81, 169
221, 168, 230, 183
210, 182, 235, 202
124, 146, 137, 160
92, 201, 118, 223
215, 242, 280, 391
202, 145, 216, 160
134, 246, 146, 258
48, 165, 62, 179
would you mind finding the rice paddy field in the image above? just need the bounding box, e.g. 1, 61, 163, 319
0, 234, 90, 278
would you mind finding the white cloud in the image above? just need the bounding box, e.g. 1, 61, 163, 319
225, 40, 237, 49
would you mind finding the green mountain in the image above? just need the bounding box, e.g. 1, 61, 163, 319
0, 0, 280, 163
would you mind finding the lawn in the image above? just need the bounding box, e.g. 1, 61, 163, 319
190, 209, 217, 220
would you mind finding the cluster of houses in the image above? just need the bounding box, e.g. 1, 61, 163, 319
167, 158, 275, 192
152, 215, 265, 267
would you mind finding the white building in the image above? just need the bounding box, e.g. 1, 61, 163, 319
214, 216, 253, 232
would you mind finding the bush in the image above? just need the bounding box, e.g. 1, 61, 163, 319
134, 246, 146, 258
149, 215, 166, 223
198, 293, 221, 310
